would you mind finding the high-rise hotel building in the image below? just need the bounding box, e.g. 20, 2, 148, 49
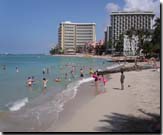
110, 11, 155, 44
58, 21, 96, 54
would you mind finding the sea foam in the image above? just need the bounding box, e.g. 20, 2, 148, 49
7, 97, 29, 111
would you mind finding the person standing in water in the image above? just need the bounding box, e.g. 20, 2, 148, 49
43, 78, 48, 88
16, 67, 19, 73
92, 71, 100, 95
42, 68, 46, 75
80, 68, 84, 78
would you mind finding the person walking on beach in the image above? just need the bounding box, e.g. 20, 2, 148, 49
101, 74, 107, 92
120, 70, 125, 90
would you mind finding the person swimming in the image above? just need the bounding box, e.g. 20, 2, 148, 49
55, 77, 61, 82
27, 77, 32, 87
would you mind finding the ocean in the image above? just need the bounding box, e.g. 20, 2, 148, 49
0, 54, 112, 131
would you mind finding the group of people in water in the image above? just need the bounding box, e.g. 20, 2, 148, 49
1, 63, 109, 94
25, 63, 108, 95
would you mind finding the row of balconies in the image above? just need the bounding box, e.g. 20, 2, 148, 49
112, 15, 152, 19
112, 21, 151, 25
112, 25, 151, 30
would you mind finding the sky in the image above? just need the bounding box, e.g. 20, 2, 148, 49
0, 0, 160, 54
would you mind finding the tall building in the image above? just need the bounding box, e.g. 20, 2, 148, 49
104, 25, 112, 53
110, 11, 155, 44
58, 21, 96, 54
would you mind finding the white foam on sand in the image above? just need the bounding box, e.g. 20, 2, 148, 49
56, 77, 94, 113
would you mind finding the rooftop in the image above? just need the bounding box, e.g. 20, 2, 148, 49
61, 21, 96, 25
110, 11, 155, 15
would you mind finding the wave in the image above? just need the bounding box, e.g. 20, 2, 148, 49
2, 77, 94, 131
6, 97, 28, 111
106, 63, 124, 70
54, 77, 94, 113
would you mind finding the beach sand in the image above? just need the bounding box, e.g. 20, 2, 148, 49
47, 68, 160, 132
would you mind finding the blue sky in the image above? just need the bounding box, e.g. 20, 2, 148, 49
0, 0, 160, 54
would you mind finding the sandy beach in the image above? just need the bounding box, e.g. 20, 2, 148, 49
47, 66, 160, 132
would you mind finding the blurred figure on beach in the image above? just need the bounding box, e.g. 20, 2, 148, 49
101, 74, 107, 92
120, 70, 125, 90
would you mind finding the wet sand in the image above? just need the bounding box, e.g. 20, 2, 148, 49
47, 80, 99, 131
47, 68, 160, 132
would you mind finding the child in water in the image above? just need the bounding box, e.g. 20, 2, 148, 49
27, 77, 32, 87
43, 78, 48, 88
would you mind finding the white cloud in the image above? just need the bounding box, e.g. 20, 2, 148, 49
105, 3, 120, 13
105, 0, 160, 26
123, 0, 160, 17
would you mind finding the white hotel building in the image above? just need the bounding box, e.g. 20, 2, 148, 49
58, 21, 96, 54
110, 11, 155, 55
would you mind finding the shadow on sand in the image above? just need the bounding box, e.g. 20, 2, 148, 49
95, 109, 160, 133
113, 88, 121, 90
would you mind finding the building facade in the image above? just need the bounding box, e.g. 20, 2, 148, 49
104, 25, 112, 53
110, 11, 154, 55
123, 35, 139, 56
58, 21, 96, 54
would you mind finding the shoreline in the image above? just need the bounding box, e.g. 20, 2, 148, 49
47, 80, 98, 131
46, 65, 160, 132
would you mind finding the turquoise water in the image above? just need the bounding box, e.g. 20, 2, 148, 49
0, 54, 112, 131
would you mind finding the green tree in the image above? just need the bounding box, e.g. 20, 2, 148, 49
151, 17, 160, 56
142, 40, 153, 56
115, 34, 124, 54
49, 48, 56, 55
135, 29, 151, 55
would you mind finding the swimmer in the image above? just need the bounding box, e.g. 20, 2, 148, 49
55, 77, 61, 82
27, 77, 32, 87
